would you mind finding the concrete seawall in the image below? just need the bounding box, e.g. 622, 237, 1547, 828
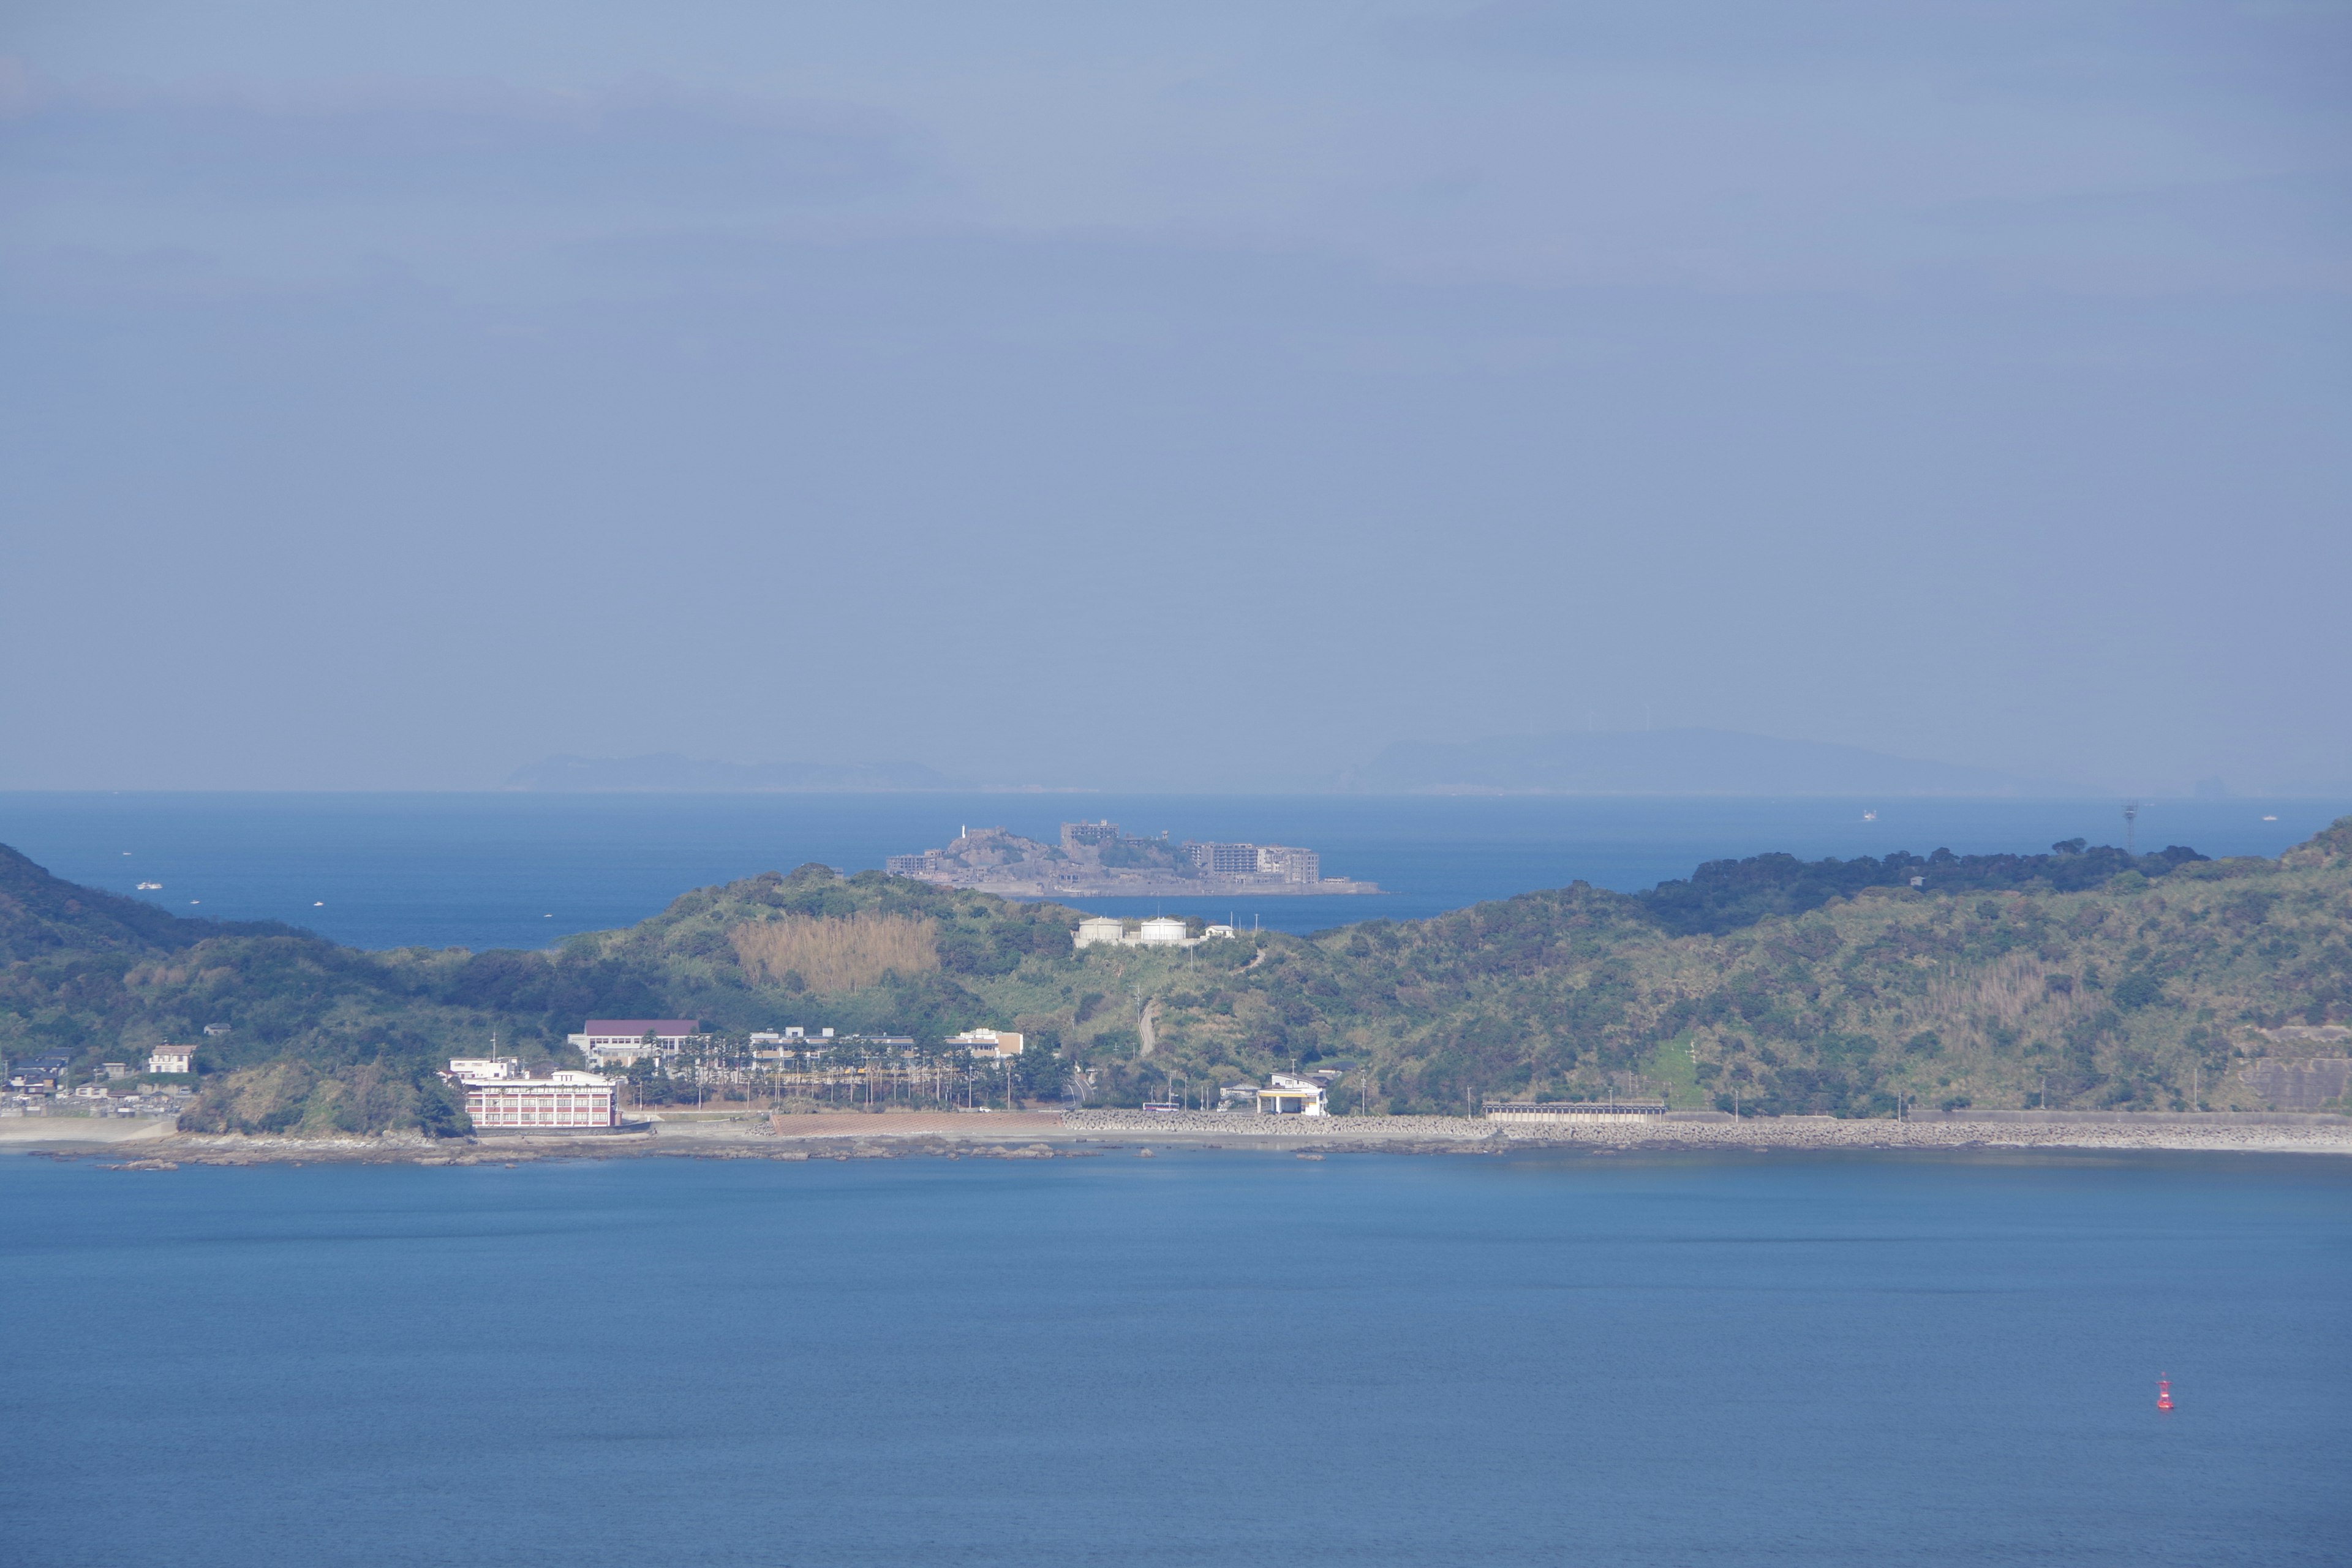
1056, 1108, 2352, 1156
1902, 1109, 2352, 1127
26, 1109, 2351, 1165
1060, 1110, 1493, 1140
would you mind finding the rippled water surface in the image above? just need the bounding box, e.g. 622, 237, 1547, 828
2, 1148, 2346, 1567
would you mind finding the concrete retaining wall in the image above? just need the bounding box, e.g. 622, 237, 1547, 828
1904, 1109, 2352, 1127
1059, 1110, 1493, 1139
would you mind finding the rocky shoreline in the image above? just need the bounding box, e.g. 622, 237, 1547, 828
12, 1106, 2350, 1169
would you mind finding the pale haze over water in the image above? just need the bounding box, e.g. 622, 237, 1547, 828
3, 3, 2347, 794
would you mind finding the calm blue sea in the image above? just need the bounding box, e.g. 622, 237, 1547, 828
1, 1148, 2345, 1567
1, 792, 2344, 951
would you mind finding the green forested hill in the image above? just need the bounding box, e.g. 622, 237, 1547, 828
3, 820, 2347, 1132
1165, 825, 2352, 1116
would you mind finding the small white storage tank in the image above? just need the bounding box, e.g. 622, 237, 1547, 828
1073, 916, 1127, 949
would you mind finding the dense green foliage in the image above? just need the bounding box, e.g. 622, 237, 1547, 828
1152, 827, 2346, 1117
4, 823, 2347, 1132
1631, 841, 2209, 936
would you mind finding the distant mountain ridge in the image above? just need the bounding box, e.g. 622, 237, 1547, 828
1343, 728, 2064, 797
505, 755, 961, 793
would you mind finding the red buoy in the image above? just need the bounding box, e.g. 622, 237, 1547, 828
2157, 1377, 2173, 1412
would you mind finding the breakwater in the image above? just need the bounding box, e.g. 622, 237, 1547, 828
1057, 1107, 2352, 1156
23, 1108, 2352, 1167
1902, 1109, 2352, 1126
1058, 1109, 1492, 1139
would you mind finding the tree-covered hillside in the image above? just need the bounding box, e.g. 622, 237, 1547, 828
0, 854, 1081, 1133
1170, 829, 2351, 1117
3, 820, 2347, 1132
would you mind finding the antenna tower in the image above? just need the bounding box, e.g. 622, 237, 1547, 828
2123, 801, 2141, 856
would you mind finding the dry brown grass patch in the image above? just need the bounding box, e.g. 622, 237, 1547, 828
728, 914, 940, 993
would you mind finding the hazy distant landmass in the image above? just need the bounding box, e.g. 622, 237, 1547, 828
507, 755, 962, 793
1343, 728, 2063, 797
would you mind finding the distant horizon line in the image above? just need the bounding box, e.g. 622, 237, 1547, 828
3, 786, 2346, 802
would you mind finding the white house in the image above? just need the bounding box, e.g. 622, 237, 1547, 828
1257, 1072, 1329, 1117
148, 1045, 195, 1075
949, 1028, 1026, 1060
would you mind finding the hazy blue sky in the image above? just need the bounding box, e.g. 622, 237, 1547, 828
4, 2, 2346, 793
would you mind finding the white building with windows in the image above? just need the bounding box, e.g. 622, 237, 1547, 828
1255, 846, 1320, 883
453, 1060, 620, 1129
1257, 1073, 1329, 1117
949, 1028, 1026, 1060
566, 1019, 709, 1066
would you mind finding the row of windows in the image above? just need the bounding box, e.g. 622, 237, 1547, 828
475, 1114, 613, 1124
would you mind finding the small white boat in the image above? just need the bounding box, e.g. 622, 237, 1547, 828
2262, 815, 2277, 822
137, 881, 162, 891
1861, 811, 1877, 821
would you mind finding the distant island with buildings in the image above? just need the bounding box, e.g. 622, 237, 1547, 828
884, 820, 1380, 897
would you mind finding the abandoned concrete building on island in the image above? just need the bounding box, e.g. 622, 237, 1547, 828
884, 821, 1378, 898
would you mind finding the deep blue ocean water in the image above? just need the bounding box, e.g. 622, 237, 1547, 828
1, 1147, 2345, 1567
2, 791, 2343, 951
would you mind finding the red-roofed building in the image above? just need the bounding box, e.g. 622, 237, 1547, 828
566, 1019, 708, 1066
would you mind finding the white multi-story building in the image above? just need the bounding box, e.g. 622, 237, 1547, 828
147, 1045, 195, 1075
1256, 846, 1320, 883
1185, 841, 1261, 875
566, 1019, 709, 1066
453, 1061, 620, 1129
